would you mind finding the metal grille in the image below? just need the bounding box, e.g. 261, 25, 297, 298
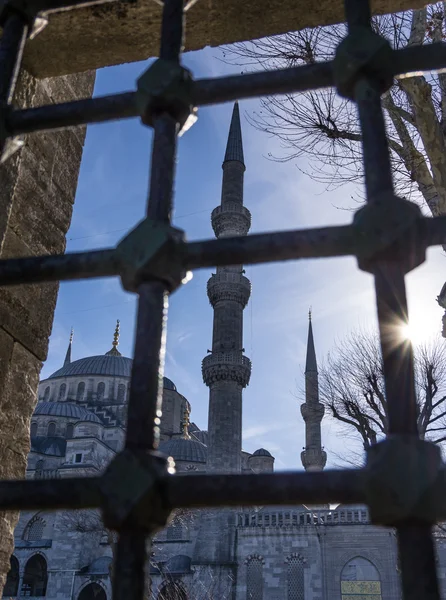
287, 556, 304, 600
246, 557, 263, 600
0, 0, 445, 599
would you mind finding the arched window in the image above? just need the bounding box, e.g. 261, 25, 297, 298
66, 423, 74, 439
76, 382, 85, 401
97, 382, 105, 401
43, 386, 50, 401
158, 582, 187, 600
341, 557, 381, 599
21, 555, 47, 597
78, 583, 107, 600
286, 554, 304, 600
117, 383, 126, 402
3, 555, 19, 597
31, 422, 38, 437
58, 383, 66, 400
167, 519, 183, 541
35, 460, 44, 471
47, 422, 56, 437
24, 516, 46, 541
246, 555, 264, 600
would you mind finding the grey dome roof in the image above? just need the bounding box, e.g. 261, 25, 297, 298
47, 355, 177, 391
34, 402, 101, 423
159, 437, 207, 463
252, 448, 273, 457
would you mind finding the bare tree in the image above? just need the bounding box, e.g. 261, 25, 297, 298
319, 330, 446, 450
225, 5, 446, 214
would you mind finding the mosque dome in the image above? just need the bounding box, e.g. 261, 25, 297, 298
34, 402, 101, 423
252, 448, 273, 457
159, 437, 207, 463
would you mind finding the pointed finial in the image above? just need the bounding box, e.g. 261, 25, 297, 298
63, 328, 74, 366
181, 406, 191, 439
223, 102, 245, 166
309, 307, 312, 322
105, 320, 122, 356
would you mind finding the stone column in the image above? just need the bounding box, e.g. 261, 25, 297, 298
0, 68, 95, 593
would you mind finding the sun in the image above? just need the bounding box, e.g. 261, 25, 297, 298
399, 321, 429, 346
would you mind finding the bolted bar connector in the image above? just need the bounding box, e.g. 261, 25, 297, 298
333, 27, 393, 100
100, 449, 174, 532
136, 58, 197, 133
115, 218, 188, 293
352, 193, 425, 274
365, 436, 444, 526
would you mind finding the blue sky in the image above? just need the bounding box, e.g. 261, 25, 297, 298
41, 47, 446, 470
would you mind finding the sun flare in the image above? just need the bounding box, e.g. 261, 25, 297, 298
399, 322, 429, 346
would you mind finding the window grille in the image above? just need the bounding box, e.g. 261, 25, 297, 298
25, 517, 46, 541
47, 422, 56, 437
0, 0, 444, 599
166, 519, 183, 540
76, 381, 85, 401
66, 423, 74, 438
286, 555, 304, 600
117, 383, 126, 402
246, 556, 264, 600
97, 382, 105, 401
43, 387, 50, 401
31, 422, 38, 437
58, 383, 66, 400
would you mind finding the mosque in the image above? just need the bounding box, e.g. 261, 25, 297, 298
5, 104, 445, 600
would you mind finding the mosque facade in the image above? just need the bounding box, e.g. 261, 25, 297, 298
5, 104, 446, 600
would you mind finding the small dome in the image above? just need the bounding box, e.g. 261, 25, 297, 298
34, 402, 101, 423
159, 438, 207, 463
252, 448, 273, 457
163, 377, 177, 391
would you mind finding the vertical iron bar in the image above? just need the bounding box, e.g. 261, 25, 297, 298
344, 0, 371, 29
354, 79, 394, 201
397, 524, 441, 600
112, 1, 183, 599
0, 14, 27, 104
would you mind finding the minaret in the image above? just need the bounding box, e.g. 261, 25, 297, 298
63, 328, 74, 366
202, 102, 252, 473
301, 310, 327, 471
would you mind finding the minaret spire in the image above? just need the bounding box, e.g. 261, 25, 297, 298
223, 102, 245, 166
301, 311, 327, 472
106, 320, 122, 357
63, 328, 74, 367
202, 102, 251, 473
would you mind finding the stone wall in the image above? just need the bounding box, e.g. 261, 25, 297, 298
0, 67, 95, 594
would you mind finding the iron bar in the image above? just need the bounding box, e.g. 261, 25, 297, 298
354, 78, 394, 201
374, 264, 418, 436
0, 249, 119, 285
113, 532, 148, 600
396, 524, 441, 600
0, 477, 102, 509
344, 0, 371, 29
6, 92, 138, 135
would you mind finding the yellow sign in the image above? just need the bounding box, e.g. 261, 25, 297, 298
341, 580, 382, 596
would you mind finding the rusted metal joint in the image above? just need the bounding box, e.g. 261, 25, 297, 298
334, 27, 393, 100
353, 193, 425, 274
365, 436, 444, 526
100, 449, 174, 532
116, 218, 188, 293
136, 58, 197, 133
0, 0, 48, 37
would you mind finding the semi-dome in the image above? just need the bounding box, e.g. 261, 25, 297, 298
252, 448, 273, 457
47, 355, 177, 391
34, 402, 101, 423
159, 437, 207, 463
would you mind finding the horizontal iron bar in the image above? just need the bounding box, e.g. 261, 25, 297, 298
0, 217, 445, 287
0, 470, 365, 511
166, 469, 367, 508
7, 92, 137, 135
0, 477, 102, 510
36, 0, 134, 14
7, 42, 446, 136
185, 224, 358, 269
0, 249, 119, 285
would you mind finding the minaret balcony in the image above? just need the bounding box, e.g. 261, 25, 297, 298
207, 272, 251, 308
211, 202, 251, 238
300, 402, 325, 422
202, 352, 251, 388
301, 448, 327, 471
